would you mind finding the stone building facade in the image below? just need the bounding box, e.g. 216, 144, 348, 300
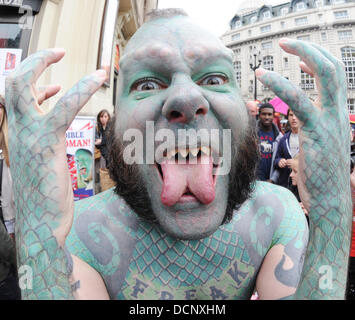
221, 0, 355, 113
0, 0, 159, 116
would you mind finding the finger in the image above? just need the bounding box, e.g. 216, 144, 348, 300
256, 68, 319, 129
299, 61, 314, 77
37, 85, 62, 105
279, 38, 335, 81
52, 70, 107, 130
279, 38, 340, 109
14, 48, 65, 84
310, 43, 346, 79
309, 42, 348, 119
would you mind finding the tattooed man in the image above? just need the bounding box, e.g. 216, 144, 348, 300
5, 9, 352, 299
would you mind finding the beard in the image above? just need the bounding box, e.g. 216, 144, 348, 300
106, 116, 259, 226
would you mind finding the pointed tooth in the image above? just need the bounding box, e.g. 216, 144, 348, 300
190, 148, 198, 157
201, 146, 210, 155
179, 148, 188, 158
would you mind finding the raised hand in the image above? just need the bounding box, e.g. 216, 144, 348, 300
256, 38, 352, 299
5, 49, 106, 299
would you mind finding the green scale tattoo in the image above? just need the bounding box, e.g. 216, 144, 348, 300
66, 182, 308, 300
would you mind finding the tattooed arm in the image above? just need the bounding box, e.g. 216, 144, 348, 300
6, 49, 106, 299
255, 186, 309, 300
256, 39, 352, 299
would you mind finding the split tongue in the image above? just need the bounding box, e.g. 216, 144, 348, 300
160, 155, 215, 207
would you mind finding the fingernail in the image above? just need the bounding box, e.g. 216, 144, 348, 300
96, 69, 108, 79
279, 38, 289, 44
52, 48, 66, 54
255, 68, 267, 78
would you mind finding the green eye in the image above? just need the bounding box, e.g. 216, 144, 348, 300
131, 78, 167, 92
198, 74, 228, 86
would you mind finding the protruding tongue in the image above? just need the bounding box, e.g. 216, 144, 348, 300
160, 155, 215, 206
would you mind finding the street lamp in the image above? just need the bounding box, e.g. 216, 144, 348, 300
249, 46, 262, 101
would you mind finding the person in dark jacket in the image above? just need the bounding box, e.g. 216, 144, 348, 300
256, 103, 283, 183
274, 108, 300, 188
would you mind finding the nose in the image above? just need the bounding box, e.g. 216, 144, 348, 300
162, 84, 209, 123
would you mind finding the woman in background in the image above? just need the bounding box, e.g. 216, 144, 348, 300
95, 109, 111, 193
289, 154, 309, 221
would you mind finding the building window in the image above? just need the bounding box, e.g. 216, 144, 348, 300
295, 1, 306, 11
281, 7, 289, 15
333, 0, 345, 4
297, 35, 310, 41
0, 23, 22, 49
232, 33, 241, 41
295, 17, 308, 26
232, 47, 241, 56
262, 11, 271, 20
250, 15, 257, 24
284, 57, 289, 68
349, 99, 355, 114
338, 30, 353, 41
315, 0, 324, 7
263, 55, 274, 71
233, 61, 241, 87
260, 25, 271, 33
300, 70, 315, 90
231, 18, 242, 29
341, 47, 355, 89
321, 32, 327, 41
334, 10, 348, 19
262, 41, 272, 50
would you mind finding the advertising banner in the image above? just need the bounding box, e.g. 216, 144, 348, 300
0, 48, 22, 95
66, 116, 96, 201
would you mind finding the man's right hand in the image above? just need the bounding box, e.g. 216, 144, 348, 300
6, 49, 106, 299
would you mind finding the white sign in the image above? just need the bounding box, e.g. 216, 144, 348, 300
0, 48, 22, 95
66, 116, 96, 201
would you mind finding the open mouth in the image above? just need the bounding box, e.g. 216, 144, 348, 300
155, 146, 219, 207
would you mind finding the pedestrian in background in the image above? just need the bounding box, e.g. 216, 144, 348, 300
95, 109, 114, 193
289, 154, 308, 219
256, 103, 283, 183
274, 108, 300, 188
95, 109, 111, 167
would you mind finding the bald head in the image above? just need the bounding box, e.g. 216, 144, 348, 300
120, 12, 233, 72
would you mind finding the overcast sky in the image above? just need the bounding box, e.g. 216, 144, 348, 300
158, 0, 287, 37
